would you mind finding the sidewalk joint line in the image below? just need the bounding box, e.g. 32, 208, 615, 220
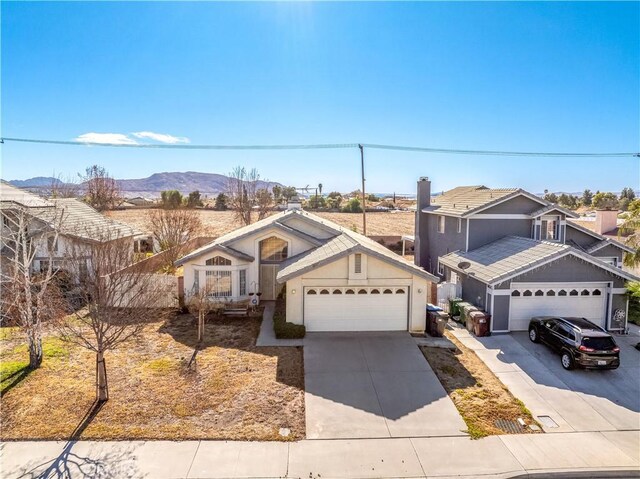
185, 440, 201, 479
359, 337, 392, 438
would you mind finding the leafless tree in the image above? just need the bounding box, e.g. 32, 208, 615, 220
80, 165, 121, 212
185, 283, 225, 344
146, 209, 203, 272
59, 230, 172, 402
50, 173, 81, 199
0, 205, 67, 368
255, 188, 274, 221
227, 166, 261, 225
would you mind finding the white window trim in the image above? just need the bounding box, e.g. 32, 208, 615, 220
437, 261, 445, 276
437, 215, 445, 234
457, 217, 462, 234
599, 257, 620, 268
194, 265, 250, 299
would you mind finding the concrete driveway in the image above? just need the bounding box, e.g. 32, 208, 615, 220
451, 324, 640, 433
304, 332, 467, 439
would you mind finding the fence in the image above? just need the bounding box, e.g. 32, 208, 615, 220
107, 273, 179, 309
436, 282, 462, 313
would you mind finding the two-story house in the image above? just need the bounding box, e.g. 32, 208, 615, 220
414, 177, 638, 333
1, 182, 144, 279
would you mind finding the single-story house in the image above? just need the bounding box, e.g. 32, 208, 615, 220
175, 208, 438, 332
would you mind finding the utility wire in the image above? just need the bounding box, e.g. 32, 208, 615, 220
1, 136, 638, 157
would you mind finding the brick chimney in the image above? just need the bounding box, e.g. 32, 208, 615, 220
594, 209, 618, 235
414, 177, 431, 268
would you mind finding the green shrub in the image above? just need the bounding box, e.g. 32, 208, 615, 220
273, 291, 305, 339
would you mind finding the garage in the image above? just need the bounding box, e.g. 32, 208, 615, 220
509, 282, 607, 331
303, 286, 409, 332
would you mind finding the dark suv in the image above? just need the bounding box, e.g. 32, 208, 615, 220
528, 317, 620, 370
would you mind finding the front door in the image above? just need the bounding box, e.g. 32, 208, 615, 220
260, 264, 279, 300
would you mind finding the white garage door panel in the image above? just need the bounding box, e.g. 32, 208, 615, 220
509, 283, 607, 331
304, 287, 408, 332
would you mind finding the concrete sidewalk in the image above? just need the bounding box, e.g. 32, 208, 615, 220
2, 431, 638, 478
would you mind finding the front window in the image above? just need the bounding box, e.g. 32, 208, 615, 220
206, 256, 231, 266
239, 269, 247, 296
457, 218, 462, 233
354, 253, 362, 273
437, 216, 445, 234
260, 236, 288, 262
600, 257, 619, 268
205, 270, 232, 297
438, 262, 445, 275
541, 216, 560, 241
47, 236, 58, 254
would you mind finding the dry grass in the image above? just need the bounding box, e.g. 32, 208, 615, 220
106, 209, 416, 238
1, 313, 305, 441
421, 332, 541, 439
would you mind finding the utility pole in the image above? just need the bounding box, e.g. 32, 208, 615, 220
359, 144, 367, 236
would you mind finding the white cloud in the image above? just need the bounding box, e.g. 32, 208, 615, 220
75, 132, 138, 145
132, 131, 190, 144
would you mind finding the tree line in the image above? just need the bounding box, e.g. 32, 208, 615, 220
543, 187, 637, 211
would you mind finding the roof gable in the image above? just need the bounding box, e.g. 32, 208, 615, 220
424, 187, 549, 217
567, 220, 634, 254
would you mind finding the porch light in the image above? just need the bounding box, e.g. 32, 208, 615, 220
291, 289, 296, 295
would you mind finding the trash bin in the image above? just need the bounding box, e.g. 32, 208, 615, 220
474, 314, 491, 337
460, 303, 478, 331
449, 298, 463, 317
434, 312, 448, 337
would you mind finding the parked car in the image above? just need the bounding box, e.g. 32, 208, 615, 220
528, 316, 620, 370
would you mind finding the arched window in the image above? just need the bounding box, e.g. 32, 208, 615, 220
558, 290, 567, 296
260, 236, 288, 262
383, 289, 393, 294
592, 289, 602, 296
358, 289, 368, 294
206, 256, 231, 266
535, 290, 544, 296
396, 288, 406, 294
345, 289, 355, 295
320, 289, 330, 295
523, 290, 533, 297
581, 289, 590, 296
546, 290, 556, 296
370, 289, 380, 294
569, 289, 579, 296
511, 290, 521, 297
307, 289, 317, 295
333, 289, 342, 294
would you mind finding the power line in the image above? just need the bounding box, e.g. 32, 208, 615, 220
1, 136, 638, 157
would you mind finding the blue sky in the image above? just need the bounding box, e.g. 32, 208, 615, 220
2, 1, 638, 194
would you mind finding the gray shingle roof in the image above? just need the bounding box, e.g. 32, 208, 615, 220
439, 236, 639, 284
0, 182, 53, 208
32, 198, 141, 242
423, 186, 524, 216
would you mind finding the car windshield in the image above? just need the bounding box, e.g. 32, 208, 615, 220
582, 337, 616, 351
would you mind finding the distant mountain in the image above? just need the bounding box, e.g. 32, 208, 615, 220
9, 171, 284, 198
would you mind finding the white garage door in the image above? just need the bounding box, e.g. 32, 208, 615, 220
509, 283, 607, 331
304, 286, 409, 332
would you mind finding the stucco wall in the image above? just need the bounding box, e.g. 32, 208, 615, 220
467, 218, 532, 250
508, 254, 626, 287
285, 252, 429, 332
480, 195, 544, 215
492, 295, 510, 331
459, 274, 488, 310
590, 244, 624, 263
565, 224, 599, 249
418, 213, 467, 276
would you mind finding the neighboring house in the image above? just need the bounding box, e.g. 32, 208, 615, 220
176, 207, 438, 332
414, 178, 638, 333
0, 182, 144, 277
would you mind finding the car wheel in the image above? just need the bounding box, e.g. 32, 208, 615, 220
528, 326, 539, 343
561, 351, 574, 370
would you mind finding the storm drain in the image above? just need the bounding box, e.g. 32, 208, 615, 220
494, 419, 522, 434
536, 415, 559, 428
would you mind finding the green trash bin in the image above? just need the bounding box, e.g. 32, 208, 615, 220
449, 298, 463, 317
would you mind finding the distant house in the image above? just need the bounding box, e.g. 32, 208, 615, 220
176, 206, 437, 332
414, 178, 638, 333
0, 182, 144, 278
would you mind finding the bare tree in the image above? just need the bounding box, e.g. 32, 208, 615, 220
256, 188, 274, 221
185, 283, 225, 343
0, 205, 67, 368
50, 173, 81, 199
59, 231, 172, 402
226, 166, 260, 225
80, 165, 121, 212
146, 209, 202, 272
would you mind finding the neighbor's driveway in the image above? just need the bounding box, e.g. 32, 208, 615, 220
451, 325, 640, 433
304, 332, 467, 439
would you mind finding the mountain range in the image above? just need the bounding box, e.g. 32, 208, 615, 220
8, 172, 283, 198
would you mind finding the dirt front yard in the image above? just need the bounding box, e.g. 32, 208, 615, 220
106, 209, 416, 237
421, 332, 541, 439
1, 313, 305, 441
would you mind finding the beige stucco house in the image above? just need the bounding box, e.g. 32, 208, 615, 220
176, 209, 438, 332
